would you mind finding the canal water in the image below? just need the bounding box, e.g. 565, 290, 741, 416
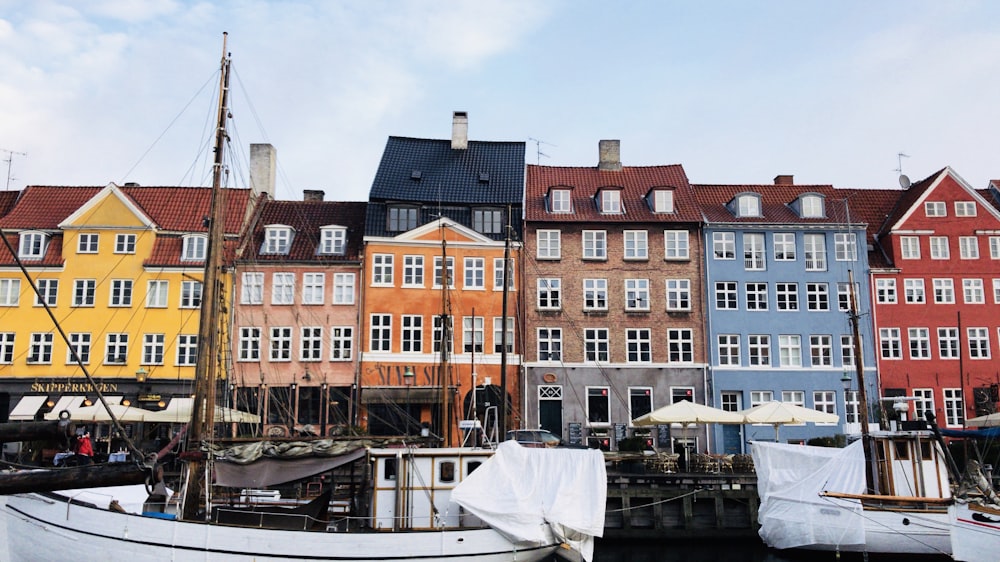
591, 539, 952, 562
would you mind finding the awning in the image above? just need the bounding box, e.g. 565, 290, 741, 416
8, 395, 48, 421
362, 387, 442, 405
43, 396, 93, 420
142, 397, 261, 424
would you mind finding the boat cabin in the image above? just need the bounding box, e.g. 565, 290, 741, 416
868, 430, 952, 500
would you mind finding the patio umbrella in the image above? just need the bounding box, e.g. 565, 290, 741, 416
632, 400, 744, 467
966, 412, 1000, 428
738, 401, 839, 441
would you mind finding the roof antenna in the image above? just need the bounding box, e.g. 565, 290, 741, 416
895, 152, 911, 189
527, 137, 555, 165
2, 149, 27, 191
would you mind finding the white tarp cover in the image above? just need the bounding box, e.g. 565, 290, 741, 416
751, 440, 867, 549
451, 441, 607, 562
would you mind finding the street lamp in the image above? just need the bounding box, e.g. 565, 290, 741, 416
135, 367, 148, 383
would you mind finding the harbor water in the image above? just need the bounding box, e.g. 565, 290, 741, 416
591, 539, 952, 562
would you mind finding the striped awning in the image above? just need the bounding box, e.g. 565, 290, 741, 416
8, 395, 49, 421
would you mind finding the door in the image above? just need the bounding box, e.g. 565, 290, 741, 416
538, 385, 563, 437
721, 391, 744, 454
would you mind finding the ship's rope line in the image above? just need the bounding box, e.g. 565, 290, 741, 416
604, 487, 704, 513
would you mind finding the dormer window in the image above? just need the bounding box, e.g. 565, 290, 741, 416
735, 194, 761, 218
18, 232, 48, 260
262, 225, 293, 255
387, 206, 418, 232
473, 208, 503, 234
550, 189, 571, 213
800, 194, 824, 218
651, 189, 674, 213
599, 189, 622, 214
320, 226, 347, 255
181, 234, 207, 261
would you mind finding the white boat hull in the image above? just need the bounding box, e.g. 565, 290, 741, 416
3, 491, 559, 562
951, 501, 1000, 562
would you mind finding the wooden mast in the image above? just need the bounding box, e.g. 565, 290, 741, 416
181, 32, 230, 520
439, 230, 452, 447
848, 269, 878, 494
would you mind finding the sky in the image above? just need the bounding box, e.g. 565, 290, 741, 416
1, 0, 999, 202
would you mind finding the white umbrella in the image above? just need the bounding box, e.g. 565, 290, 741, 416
632, 400, 744, 468
739, 401, 840, 441
966, 412, 1000, 428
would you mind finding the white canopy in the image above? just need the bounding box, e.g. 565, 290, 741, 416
632, 399, 745, 426
41, 396, 259, 424
739, 401, 840, 441
966, 412, 1000, 428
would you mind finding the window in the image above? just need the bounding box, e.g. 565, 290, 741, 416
837, 282, 851, 311
35, 279, 58, 307
664, 230, 689, 259
938, 328, 959, 359
537, 278, 561, 310
587, 387, 610, 425
302, 273, 325, 304
625, 279, 650, 310
778, 335, 802, 367
809, 335, 832, 366
582, 230, 607, 260
241, 273, 263, 304
584, 278, 608, 310
67, 332, 90, 364
387, 207, 418, 231
272, 272, 294, 304
538, 328, 562, 361
71, 279, 95, 307
629, 387, 654, 422
904, 278, 925, 304
180, 280, 202, 309
900, 236, 920, 259
960, 236, 980, 259
537, 230, 561, 259
782, 391, 805, 408
814, 391, 837, 417
147, 280, 168, 308
751, 390, 774, 408
806, 283, 829, 311
994, 279, 1000, 304
402, 255, 424, 287
804, 234, 826, 271
845, 391, 860, 424
400, 315, 422, 352
493, 257, 514, 291
737, 194, 760, 217
319, 226, 346, 255
78, 233, 99, 253
464, 257, 485, 289
0, 332, 12, 363
964, 279, 985, 304
913, 389, 934, 422
142, 333, 164, 365
840, 335, 856, 367
372, 254, 394, 286
600, 190, 621, 213
880, 328, 902, 359
713, 232, 735, 260
925, 201, 946, 217
462, 317, 484, 353
28, 332, 53, 364
626, 328, 652, 363
929, 236, 950, 259
115, 233, 135, 254
262, 226, 293, 254
748, 335, 771, 366
718, 334, 740, 365
181, 234, 207, 261
776, 282, 798, 311
743, 233, 765, 270
876, 279, 897, 304
238, 327, 261, 361
0, 279, 19, 306
944, 388, 964, 427
907, 327, 931, 359
584, 328, 609, 362
668, 329, 693, 363
550, 189, 571, 213
933, 278, 955, 303
177, 334, 198, 366
653, 189, 674, 213
955, 201, 977, 217
109, 279, 131, 307
715, 281, 738, 310
991, 236, 1000, 259
624, 230, 648, 260
300, 327, 323, 360
106, 333, 129, 364
270, 327, 292, 361
18, 232, 47, 259
834, 233, 857, 261
493, 317, 514, 353
801, 195, 824, 218
330, 327, 353, 360
473, 209, 503, 234
433, 316, 454, 354
433, 256, 455, 288
333, 273, 355, 304
369, 315, 391, 352
968, 327, 990, 359
665, 279, 691, 311
746, 282, 768, 311
773, 233, 795, 261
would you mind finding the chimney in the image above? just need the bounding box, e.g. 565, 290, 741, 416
303, 190, 325, 202
250, 143, 277, 199
451, 111, 468, 150
774, 175, 794, 185
598, 140, 622, 171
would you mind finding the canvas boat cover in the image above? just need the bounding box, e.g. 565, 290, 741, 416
451, 441, 607, 562
751, 440, 867, 549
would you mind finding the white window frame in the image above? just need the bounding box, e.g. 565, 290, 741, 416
908, 327, 931, 360
106, 333, 129, 365
372, 254, 394, 286
28, 332, 53, 364
653, 189, 674, 213
955, 201, 977, 217
967, 327, 990, 359
238, 327, 261, 361
333, 273, 355, 304
938, 327, 959, 359
778, 334, 802, 367
181, 234, 207, 261
141, 333, 163, 365
462, 316, 484, 354
929, 236, 950, 260
241, 272, 263, 304
776, 282, 798, 311
270, 327, 293, 361
626, 328, 652, 363
600, 190, 622, 214
18, 232, 47, 259
0, 279, 20, 306
537, 230, 561, 259
944, 388, 964, 427
880, 327, 902, 359
624, 230, 648, 260
263, 226, 293, 254
180, 280, 202, 309
176, 334, 198, 366
115, 233, 136, 254
665, 279, 691, 311
715, 281, 738, 310
933, 278, 955, 304
34, 279, 58, 307
302, 272, 325, 305
146, 280, 168, 308
876, 278, 897, 304
300, 326, 323, 361
743, 233, 765, 270
746, 282, 768, 311
773, 232, 796, 261
667, 328, 693, 363
67, 332, 90, 365
369, 315, 392, 353
402, 255, 424, 288
582, 230, 607, 260
718, 334, 740, 366
583, 278, 608, 310
625, 278, 650, 311
963, 278, 985, 304
330, 327, 353, 360
960, 236, 980, 260
108, 279, 131, 307
900, 236, 920, 259
664, 230, 689, 260
493, 317, 514, 354
77, 233, 99, 253
925, 201, 946, 217
538, 328, 562, 362
713, 232, 735, 260
463, 257, 485, 289
433, 256, 455, 289
271, 272, 295, 305
537, 278, 561, 310
493, 257, 514, 291
584, 328, 610, 363
319, 226, 347, 255
550, 189, 571, 213
806, 282, 829, 311
904, 278, 925, 304
804, 234, 827, 271
834, 233, 857, 261
748, 334, 771, 366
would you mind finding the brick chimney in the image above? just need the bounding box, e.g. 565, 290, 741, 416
451, 111, 468, 150
250, 143, 277, 198
598, 140, 622, 171
303, 190, 325, 202
774, 175, 794, 185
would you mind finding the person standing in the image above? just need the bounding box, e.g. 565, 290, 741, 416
76, 431, 94, 463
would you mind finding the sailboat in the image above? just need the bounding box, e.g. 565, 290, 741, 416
1, 34, 607, 562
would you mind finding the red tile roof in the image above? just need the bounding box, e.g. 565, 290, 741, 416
0, 191, 20, 218
243, 200, 367, 263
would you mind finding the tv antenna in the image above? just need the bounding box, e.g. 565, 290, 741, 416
527, 137, 555, 165
894, 152, 910, 189
2, 149, 27, 191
